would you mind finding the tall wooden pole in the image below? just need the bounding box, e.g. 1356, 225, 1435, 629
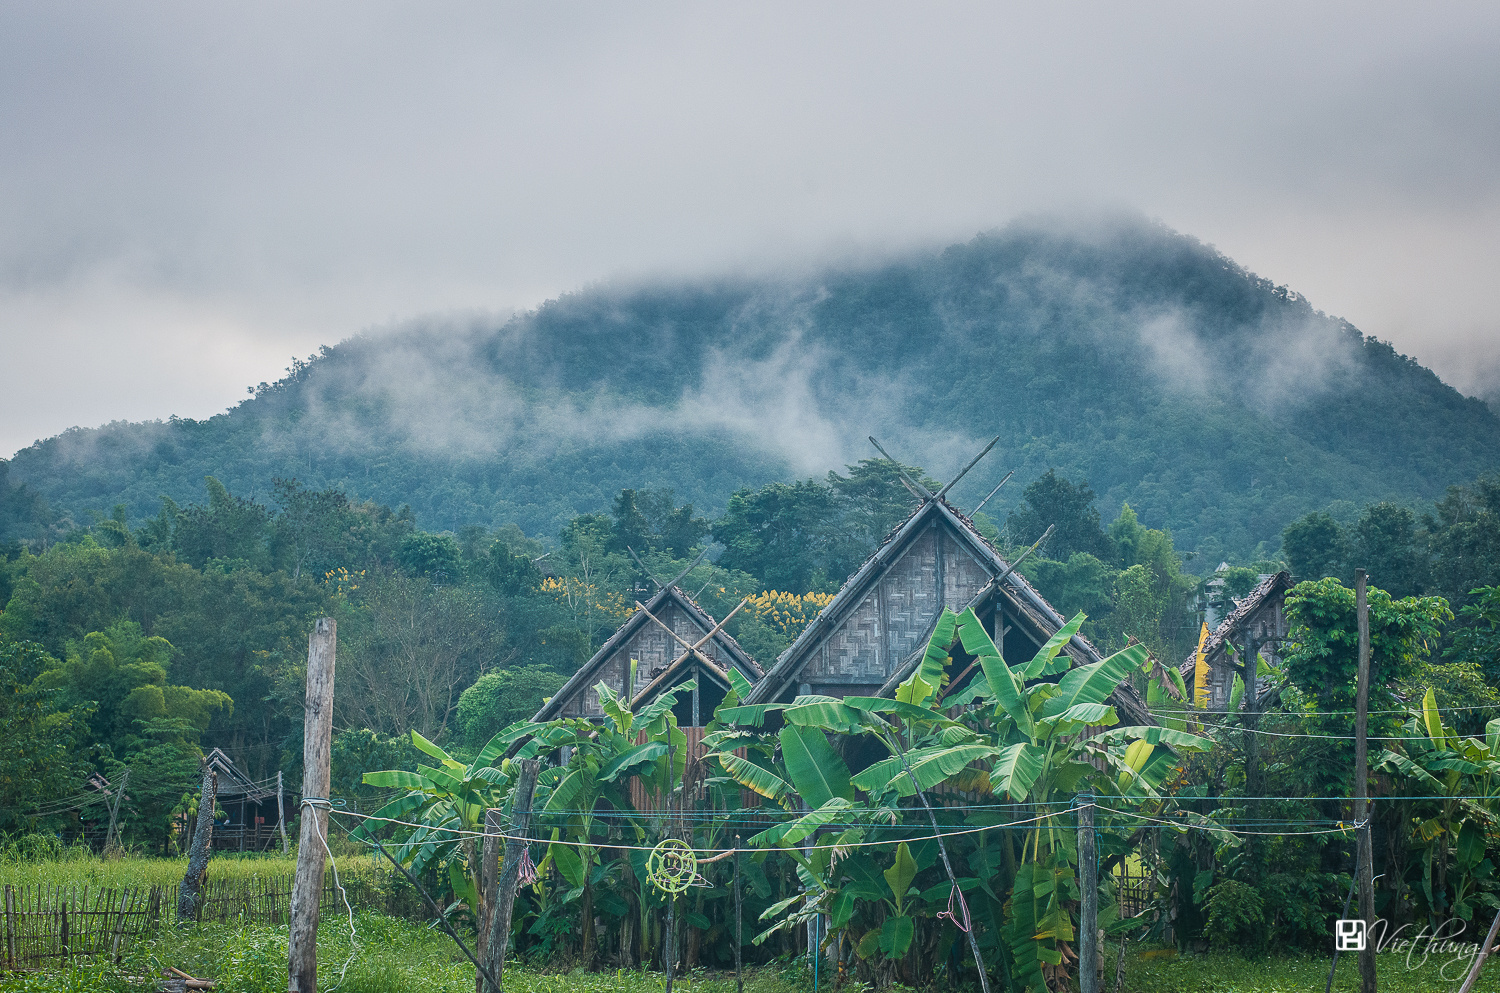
483, 758, 539, 993
1354, 570, 1376, 993
477, 809, 500, 993
277, 771, 289, 856
177, 768, 217, 924
732, 834, 744, 993
289, 618, 336, 993
104, 768, 129, 855
1078, 797, 1098, 993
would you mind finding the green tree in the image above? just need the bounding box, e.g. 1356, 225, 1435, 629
0, 639, 90, 831
1281, 511, 1348, 582
1351, 502, 1425, 598
1448, 585, 1500, 684
455, 665, 567, 748
173, 477, 271, 569
1282, 578, 1451, 716
397, 532, 462, 582
33, 621, 232, 758
1006, 470, 1114, 561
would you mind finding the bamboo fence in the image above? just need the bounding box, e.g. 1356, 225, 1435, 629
2, 873, 374, 970
2, 884, 161, 970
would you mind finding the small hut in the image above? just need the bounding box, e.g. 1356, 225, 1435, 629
200, 748, 283, 852
1178, 570, 1294, 712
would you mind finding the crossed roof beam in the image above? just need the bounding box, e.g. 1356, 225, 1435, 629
867, 433, 1011, 516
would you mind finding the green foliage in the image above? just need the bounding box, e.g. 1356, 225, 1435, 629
397, 531, 461, 580
714, 460, 934, 593
34, 620, 232, 756
1450, 585, 1500, 683
1007, 469, 1113, 560
1282, 577, 1451, 715
1203, 879, 1266, 956
0, 639, 90, 831
455, 666, 567, 748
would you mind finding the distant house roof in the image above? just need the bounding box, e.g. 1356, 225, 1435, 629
744, 496, 1151, 724
202, 748, 276, 801
532, 582, 761, 723
1179, 571, 1296, 680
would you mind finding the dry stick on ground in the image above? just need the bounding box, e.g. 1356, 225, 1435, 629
483, 758, 540, 993
1457, 903, 1500, 993
177, 769, 217, 925
289, 617, 336, 993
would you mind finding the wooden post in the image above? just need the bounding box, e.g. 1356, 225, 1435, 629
104, 768, 129, 855
5, 884, 14, 970
289, 617, 336, 993
1354, 570, 1376, 993
1078, 797, 1098, 993
483, 758, 539, 993
109, 888, 130, 961
478, 809, 501, 993
277, 771, 289, 856
177, 768, 218, 924
734, 836, 743, 993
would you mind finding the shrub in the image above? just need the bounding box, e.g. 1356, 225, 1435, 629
1204, 879, 1266, 957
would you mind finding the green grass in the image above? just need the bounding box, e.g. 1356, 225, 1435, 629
8, 927, 1500, 993
0, 912, 817, 993
0, 851, 390, 891
1119, 944, 1500, 992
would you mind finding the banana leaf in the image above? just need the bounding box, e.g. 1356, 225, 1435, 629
779, 724, 854, 808
1043, 643, 1149, 715
599, 740, 668, 782
991, 741, 1046, 801
719, 751, 791, 802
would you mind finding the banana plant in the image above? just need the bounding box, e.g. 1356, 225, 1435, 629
1378, 688, 1500, 926
356, 724, 546, 914
708, 605, 1214, 991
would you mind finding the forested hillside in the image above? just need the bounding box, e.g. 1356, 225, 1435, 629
6, 214, 1499, 563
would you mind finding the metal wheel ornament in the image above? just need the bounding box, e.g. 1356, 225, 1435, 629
647, 838, 699, 895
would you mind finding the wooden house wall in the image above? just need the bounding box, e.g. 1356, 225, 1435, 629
1202, 599, 1290, 711
552, 599, 738, 720
800, 523, 991, 695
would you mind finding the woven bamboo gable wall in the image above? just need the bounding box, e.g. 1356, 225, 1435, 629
534, 585, 759, 725
799, 521, 993, 695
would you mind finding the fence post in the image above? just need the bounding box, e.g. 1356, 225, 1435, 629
110, 889, 130, 962
5, 884, 14, 970
278, 771, 289, 856
1077, 796, 1098, 993
289, 617, 336, 993
483, 758, 539, 993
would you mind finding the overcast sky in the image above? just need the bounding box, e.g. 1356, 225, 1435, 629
3, 2, 1499, 459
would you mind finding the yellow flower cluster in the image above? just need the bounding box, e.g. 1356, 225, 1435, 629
323, 567, 365, 598
747, 590, 834, 639
540, 576, 634, 620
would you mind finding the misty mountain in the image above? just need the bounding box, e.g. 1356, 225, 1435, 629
9, 215, 1499, 564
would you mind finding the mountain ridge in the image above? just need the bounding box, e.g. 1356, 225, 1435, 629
8, 215, 1498, 565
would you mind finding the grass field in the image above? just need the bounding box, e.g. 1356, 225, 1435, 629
0, 849, 388, 890
6, 921, 1500, 993
6, 858, 1500, 991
